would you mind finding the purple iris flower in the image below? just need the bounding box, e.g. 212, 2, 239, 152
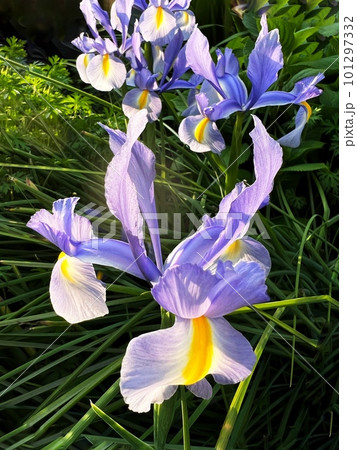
137, 0, 195, 46
72, 0, 134, 91
122, 30, 199, 122
26, 198, 148, 323
179, 15, 324, 151
120, 260, 268, 412
169, 115, 282, 272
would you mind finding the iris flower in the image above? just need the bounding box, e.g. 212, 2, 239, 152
72, 0, 131, 91
122, 30, 198, 122
170, 115, 282, 273
137, 0, 195, 46
27, 198, 148, 323
179, 15, 324, 151
120, 260, 269, 413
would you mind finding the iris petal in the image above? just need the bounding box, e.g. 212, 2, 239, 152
50, 253, 108, 324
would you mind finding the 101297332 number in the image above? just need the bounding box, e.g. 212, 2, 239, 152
344, 17, 354, 86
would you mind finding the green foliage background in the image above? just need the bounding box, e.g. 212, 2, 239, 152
0, 0, 338, 448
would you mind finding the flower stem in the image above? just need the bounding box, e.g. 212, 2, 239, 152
180, 386, 191, 450
225, 112, 244, 194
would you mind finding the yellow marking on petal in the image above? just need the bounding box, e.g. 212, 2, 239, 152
182, 316, 213, 385
301, 101, 312, 121
194, 117, 210, 143
156, 6, 164, 29
84, 54, 89, 68
97, 271, 103, 281
182, 11, 189, 25
138, 89, 149, 109
221, 240, 242, 262
102, 53, 110, 77
58, 252, 75, 283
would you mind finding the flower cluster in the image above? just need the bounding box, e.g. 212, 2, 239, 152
27, 0, 323, 413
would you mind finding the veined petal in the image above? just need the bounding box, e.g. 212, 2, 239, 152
202, 116, 282, 266
120, 319, 190, 413
80, 0, 99, 37
111, 0, 134, 50
104, 112, 163, 278
178, 115, 225, 153
206, 261, 269, 317
120, 314, 254, 412
185, 27, 225, 97
50, 253, 108, 324
210, 317, 255, 384
76, 53, 95, 84
86, 54, 126, 91
27, 197, 93, 256
151, 264, 217, 318
139, 5, 177, 46
175, 10, 195, 39
123, 88, 162, 122
278, 104, 310, 148
247, 22, 283, 107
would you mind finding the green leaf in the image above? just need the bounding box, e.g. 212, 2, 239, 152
91, 403, 154, 450
281, 163, 328, 172
319, 22, 339, 37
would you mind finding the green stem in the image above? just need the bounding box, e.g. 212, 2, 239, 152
225, 112, 244, 194
180, 386, 191, 450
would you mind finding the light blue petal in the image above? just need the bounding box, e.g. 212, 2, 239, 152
178, 114, 225, 153
278, 105, 309, 148
210, 317, 255, 384
206, 261, 269, 317
152, 264, 218, 318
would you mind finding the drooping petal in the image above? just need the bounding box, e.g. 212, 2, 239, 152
247, 17, 283, 107
120, 319, 191, 413
50, 253, 108, 324
278, 104, 310, 148
86, 54, 126, 91
151, 264, 217, 318
206, 261, 269, 317
75, 238, 147, 279
123, 88, 162, 122
175, 10, 195, 39
27, 197, 93, 256
187, 379, 212, 399
178, 114, 225, 153
185, 27, 225, 97
209, 317, 255, 384
76, 53, 95, 84
80, 0, 99, 38
139, 5, 177, 46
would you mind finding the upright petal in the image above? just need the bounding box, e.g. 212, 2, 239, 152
27, 197, 93, 256
50, 253, 108, 324
202, 116, 282, 266
247, 18, 283, 107
104, 112, 162, 278
185, 27, 225, 97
